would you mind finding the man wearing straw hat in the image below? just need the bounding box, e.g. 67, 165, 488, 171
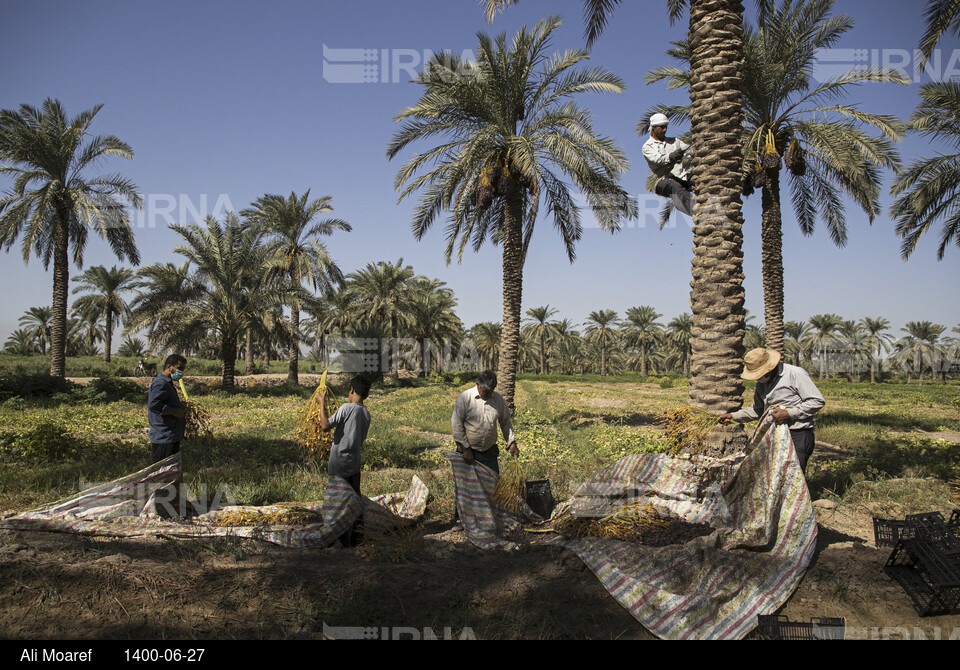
719, 348, 825, 472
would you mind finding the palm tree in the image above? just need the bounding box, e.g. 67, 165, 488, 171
744, 323, 766, 352
0, 99, 142, 378
917, 0, 960, 68
117, 336, 148, 359
70, 265, 135, 363
549, 318, 582, 375
407, 277, 462, 376
347, 259, 417, 376
486, 0, 754, 457
128, 214, 291, 389
241, 190, 351, 384
387, 16, 634, 408
524, 305, 559, 375
127, 262, 197, 353
64, 317, 91, 357
71, 299, 105, 353
305, 286, 354, 369
645, 0, 906, 353
891, 82, 960, 260
4, 328, 38, 355
808, 313, 843, 380
584, 310, 620, 376
838, 319, 867, 381
666, 312, 694, 378
470, 322, 502, 372
888, 1, 960, 259
17, 306, 52, 356
896, 321, 947, 383
783, 319, 811, 366
860, 316, 893, 383
622, 305, 663, 377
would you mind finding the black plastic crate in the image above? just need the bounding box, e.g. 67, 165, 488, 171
907, 512, 960, 555
525, 479, 554, 520
948, 509, 959, 529
884, 539, 960, 617
874, 517, 909, 548
756, 615, 845, 640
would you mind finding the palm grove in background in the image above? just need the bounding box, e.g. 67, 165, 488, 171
9, 293, 957, 384
2, 2, 958, 396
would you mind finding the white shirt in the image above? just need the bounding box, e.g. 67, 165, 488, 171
451, 387, 516, 452
642, 135, 690, 181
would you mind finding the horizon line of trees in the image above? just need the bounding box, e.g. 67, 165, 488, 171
7, 294, 959, 385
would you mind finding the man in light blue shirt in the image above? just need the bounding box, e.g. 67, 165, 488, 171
721, 348, 825, 472
642, 112, 693, 216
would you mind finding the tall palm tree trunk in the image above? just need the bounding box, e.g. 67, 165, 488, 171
222, 334, 238, 389
760, 169, 785, 354
539, 334, 547, 375
50, 214, 70, 378
497, 191, 524, 410
420, 338, 430, 377
104, 309, 114, 363
687, 0, 748, 456
245, 327, 256, 374
288, 266, 301, 384
289, 303, 301, 384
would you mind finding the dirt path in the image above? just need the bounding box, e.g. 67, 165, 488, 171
3, 500, 958, 639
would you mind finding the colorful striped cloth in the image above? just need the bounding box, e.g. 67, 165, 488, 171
447, 451, 543, 550
0, 453, 428, 549
559, 412, 817, 639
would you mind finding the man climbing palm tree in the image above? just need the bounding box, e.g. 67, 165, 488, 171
643, 113, 693, 216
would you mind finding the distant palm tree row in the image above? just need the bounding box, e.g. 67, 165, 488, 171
6, 288, 958, 385
460, 305, 960, 383
469, 308, 959, 383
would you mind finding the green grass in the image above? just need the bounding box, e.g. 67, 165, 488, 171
0, 373, 957, 517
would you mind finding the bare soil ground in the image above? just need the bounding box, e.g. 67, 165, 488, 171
2, 498, 958, 640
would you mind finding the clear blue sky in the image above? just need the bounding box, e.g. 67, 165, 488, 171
1, 0, 958, 349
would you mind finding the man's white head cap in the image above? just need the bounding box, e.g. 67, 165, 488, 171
649, 113, 669, 127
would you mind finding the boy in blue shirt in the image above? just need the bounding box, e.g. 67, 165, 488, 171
319, 375, 371, 546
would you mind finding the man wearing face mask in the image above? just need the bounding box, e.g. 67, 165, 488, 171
452, 370, 519, 476
719, 348, 825, 472
148, 354, 188, 464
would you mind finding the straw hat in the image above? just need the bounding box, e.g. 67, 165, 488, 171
741, 347, 781, 381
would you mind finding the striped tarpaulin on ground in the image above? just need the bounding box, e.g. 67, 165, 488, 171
560, 413, 817, 639
0, 454, 428, 549
446, 451, 542, 550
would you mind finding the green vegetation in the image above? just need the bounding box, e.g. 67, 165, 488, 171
1, 374, 956, 517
